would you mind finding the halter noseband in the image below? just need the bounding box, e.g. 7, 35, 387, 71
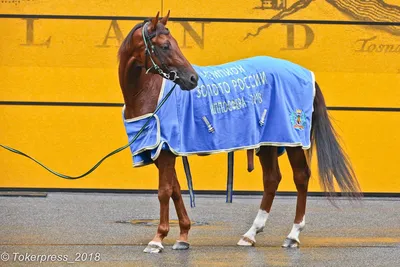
141, 22, 179, 82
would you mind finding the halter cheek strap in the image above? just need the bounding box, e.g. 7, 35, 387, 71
141, 22, 179, 82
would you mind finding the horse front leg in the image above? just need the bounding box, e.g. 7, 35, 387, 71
171, 174, 191, 250
143, 151, 175, 253
238, 146, 281, 246
282, 146, 310, 248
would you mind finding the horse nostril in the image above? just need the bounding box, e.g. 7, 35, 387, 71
190, 74, 198, 85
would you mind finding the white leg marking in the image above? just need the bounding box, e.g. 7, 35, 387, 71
143, 241, 164, 253
237, 209, 269, 246
282, 217, 306, 248
286, 217, 305, 243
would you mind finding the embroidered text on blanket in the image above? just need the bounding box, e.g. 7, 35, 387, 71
123, 56, 315, 167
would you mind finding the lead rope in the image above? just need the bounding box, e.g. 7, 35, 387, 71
2, 21, 196, 207
0, 83, 177, 180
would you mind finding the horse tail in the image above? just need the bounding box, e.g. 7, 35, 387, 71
311, 82, 362, 198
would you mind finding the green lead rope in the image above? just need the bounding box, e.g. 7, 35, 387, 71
0, 84, 177, 180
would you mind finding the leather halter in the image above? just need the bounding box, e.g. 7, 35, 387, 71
141, 22, 179, 82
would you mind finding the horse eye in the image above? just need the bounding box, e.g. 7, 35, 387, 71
161, 43, 170, 50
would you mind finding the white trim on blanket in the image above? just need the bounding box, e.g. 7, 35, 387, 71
157, 78, 166, 105
129, 114, 162, 156
123, 112, 154, 123
132, 140, 311, 167
311, 71, 316, 99
123, 78, 166, 167
122, 78, 166, 123
129, 73, 317, 168
310, 71, 316, 150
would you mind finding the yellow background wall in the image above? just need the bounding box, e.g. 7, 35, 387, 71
1, 0, 399, 193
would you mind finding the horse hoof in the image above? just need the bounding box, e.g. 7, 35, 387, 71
172, 241, 190, 250
143, 241, 164, 253
237, 236, 255, 247
282, 238, 300, 248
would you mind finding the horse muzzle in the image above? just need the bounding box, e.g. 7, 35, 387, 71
178, 73, 198, 90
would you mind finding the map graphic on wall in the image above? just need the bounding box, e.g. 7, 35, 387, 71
247, 0, 400, 39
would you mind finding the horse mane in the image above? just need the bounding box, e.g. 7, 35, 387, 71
117, 20, 152, 92
118, 21, 147, 61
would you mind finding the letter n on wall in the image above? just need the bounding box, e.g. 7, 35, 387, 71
179, 22, 210, 49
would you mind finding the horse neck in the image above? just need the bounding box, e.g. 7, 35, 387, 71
122, 66, 163, 120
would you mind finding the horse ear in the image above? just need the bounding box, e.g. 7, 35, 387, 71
150, 11, 160, 31
160, 10, 170, 26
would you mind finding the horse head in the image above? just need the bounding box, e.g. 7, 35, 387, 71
118, 11, 198, 91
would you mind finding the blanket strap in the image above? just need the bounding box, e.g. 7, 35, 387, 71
247, 149, 254, 172
182, 156, 195, 208
226, 152, 234, 203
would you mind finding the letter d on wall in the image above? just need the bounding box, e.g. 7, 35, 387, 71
281, 24, 314, 50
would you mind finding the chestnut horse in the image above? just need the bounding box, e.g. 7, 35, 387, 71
118, 12, 361, 253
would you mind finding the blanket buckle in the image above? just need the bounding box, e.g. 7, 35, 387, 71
259, 109, 267, 126
202, 116, 215, 133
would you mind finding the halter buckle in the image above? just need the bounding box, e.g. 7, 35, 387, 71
168, 71, 179, 82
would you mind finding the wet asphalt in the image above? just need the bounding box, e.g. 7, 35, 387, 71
0, 193, 399, 266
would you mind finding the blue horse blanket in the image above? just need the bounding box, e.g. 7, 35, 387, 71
123, 56, 315, 167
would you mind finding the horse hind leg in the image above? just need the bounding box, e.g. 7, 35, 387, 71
282, 146, 310, 248
237, 146, 281, 246
143, 151, 176, 253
